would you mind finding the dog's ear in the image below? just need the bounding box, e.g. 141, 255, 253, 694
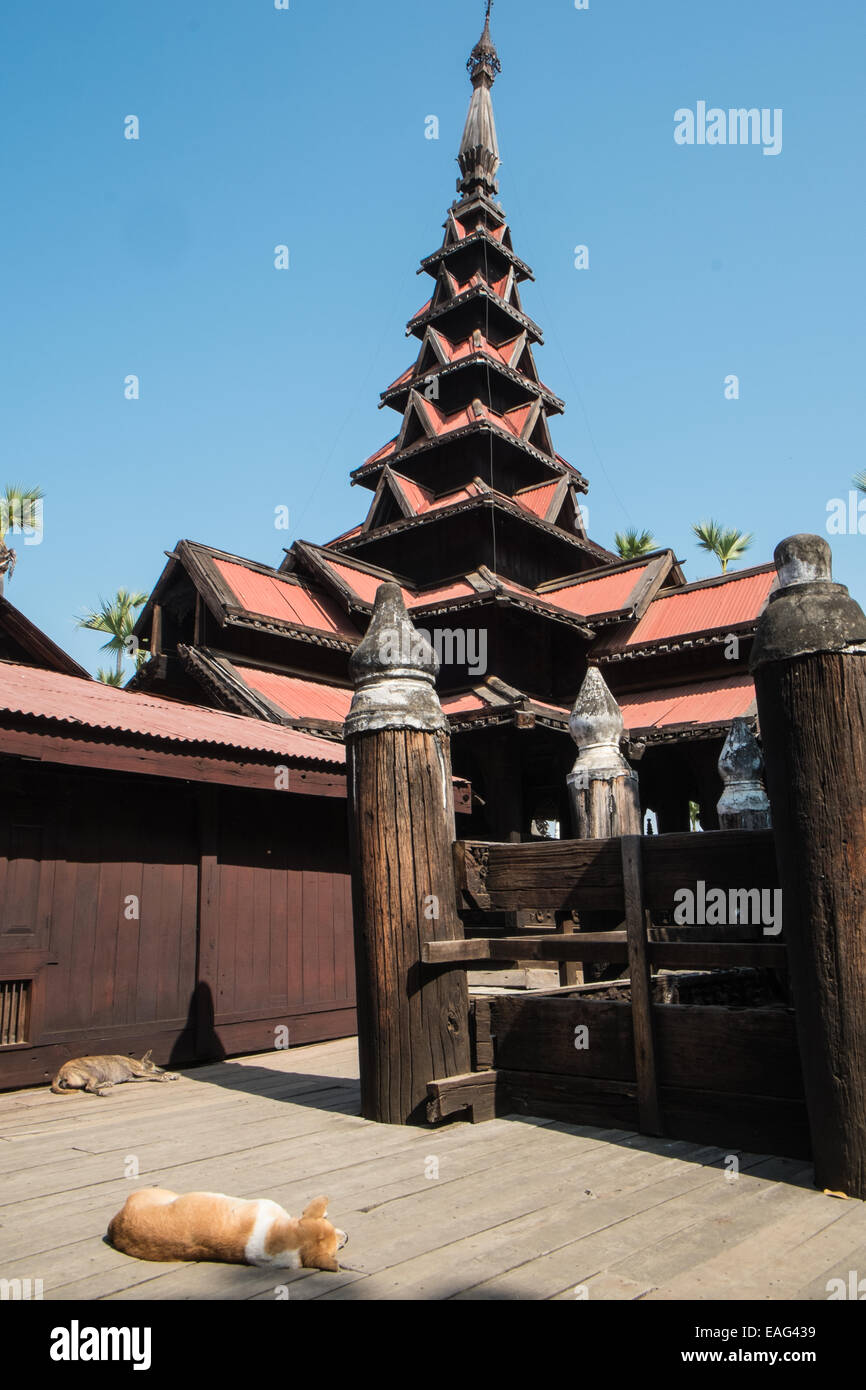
302, 1196, 329, 1220
313, 1254, 340, 1272
141, 1049, 152, 1063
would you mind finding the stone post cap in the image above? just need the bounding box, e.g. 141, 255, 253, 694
344, 582, 447, 738
568, 666, 634, 777
750, 534, 866, 670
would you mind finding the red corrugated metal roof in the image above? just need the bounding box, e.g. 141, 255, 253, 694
440, 691, 488, 713
321, 559, 414, 608
0, 662, 345, 765
515, 483, 557, 519
233, 666, 353, 723
391, 474, 434, 513
213, 559, 358, 637
613, 569, 777, 648
618, 675, 756, 731
544, 564, 652, 618
409, 579, 477, 606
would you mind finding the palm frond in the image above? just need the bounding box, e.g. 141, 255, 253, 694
614, 528, 657, 559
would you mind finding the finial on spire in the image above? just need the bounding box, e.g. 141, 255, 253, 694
467, 1, 501, 86
457, 4, 502, 200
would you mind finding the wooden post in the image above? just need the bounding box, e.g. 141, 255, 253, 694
344, 582, 471, 1124
621, 835, 662, 1135
716, 718, 771, 831
567, 667, 641, 839
751, 534, 866, 1197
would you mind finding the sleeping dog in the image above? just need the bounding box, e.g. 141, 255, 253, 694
108, 1190, 348, 1271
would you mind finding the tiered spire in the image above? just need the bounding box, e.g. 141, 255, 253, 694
336, 6, 609, 583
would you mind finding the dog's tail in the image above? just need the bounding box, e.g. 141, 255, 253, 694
50, 1077, 75, 1095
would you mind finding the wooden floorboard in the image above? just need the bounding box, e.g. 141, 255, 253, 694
1, 1037, 864, 1301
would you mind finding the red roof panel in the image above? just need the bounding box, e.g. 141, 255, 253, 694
0, 662, 345, 764
614, 569, 777, 648
232, 666, 353, 723
544, 564, 652, 618
213, 559, 358, 637
322, 558, 414, 608
618, 675, 756, 731
515, 483, 557, 519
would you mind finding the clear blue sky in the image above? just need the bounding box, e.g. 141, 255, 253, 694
1, 0, 863, 674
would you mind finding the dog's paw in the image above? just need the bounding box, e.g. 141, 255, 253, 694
162, 1073, 181, 1082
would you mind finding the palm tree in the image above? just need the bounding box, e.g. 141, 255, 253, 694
691, 519, 753, 574
614, 528, 657, 559
853, 470, 866, 493
77, 589, 148, 685
0, 483, 45, 594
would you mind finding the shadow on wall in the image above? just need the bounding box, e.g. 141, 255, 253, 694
169, 982, 226, 1068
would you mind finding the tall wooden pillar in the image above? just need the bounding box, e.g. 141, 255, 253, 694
344, 583, 471, 1125
751, 534, 866, 1197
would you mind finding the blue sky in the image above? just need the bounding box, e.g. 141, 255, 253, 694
1, 0, 863, 673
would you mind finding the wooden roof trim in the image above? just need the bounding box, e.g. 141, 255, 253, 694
178, 645, 285, 724
408, 284, 544, 343
379, 353, 564, 416
220, 610, 357, 651
350, 417, 584, 488
594, 621, 761, 665
335, 490, 615, 565
362, 466, 416, 531
418, 227, 534, 282
408, 587, 594, 638
0, 598, 91, 680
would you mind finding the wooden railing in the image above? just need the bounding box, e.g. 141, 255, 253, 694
425, 829, 787, 1139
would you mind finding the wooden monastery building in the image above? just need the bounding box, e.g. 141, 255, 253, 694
0, 13, 776, 1088
132, 12, 777, 841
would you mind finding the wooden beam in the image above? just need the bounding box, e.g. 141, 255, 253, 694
426, 1071, 503, 1124
453, 836, 624, 912
424, 935, 786, 970
621, 835, 662, 1135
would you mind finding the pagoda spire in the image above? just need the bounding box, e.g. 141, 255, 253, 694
457, 2, 502, 200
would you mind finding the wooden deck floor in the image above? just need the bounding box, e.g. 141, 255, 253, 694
1, 1038, 865, 1301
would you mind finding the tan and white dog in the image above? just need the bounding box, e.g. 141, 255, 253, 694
107, 1189, 348, 1271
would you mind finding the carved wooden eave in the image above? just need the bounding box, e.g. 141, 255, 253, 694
178, 645, 349, 742
178, 644, 287, 723
406, 282, 543, 343
594, 622, 761, 665
351, 419, 583, 490
288, 539, 412, 613
333, 489, 614, 565
418, 229, 534, 283
625, 713, 758, 754
379, 353, 564, 416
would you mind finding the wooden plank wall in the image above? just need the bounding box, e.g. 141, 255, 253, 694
474, 994, 810, 1158
0, 763, 356, 1090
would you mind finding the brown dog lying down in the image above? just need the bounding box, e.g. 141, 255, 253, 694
108, 1190, 348, 1270
51, 1050, 180, 1096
